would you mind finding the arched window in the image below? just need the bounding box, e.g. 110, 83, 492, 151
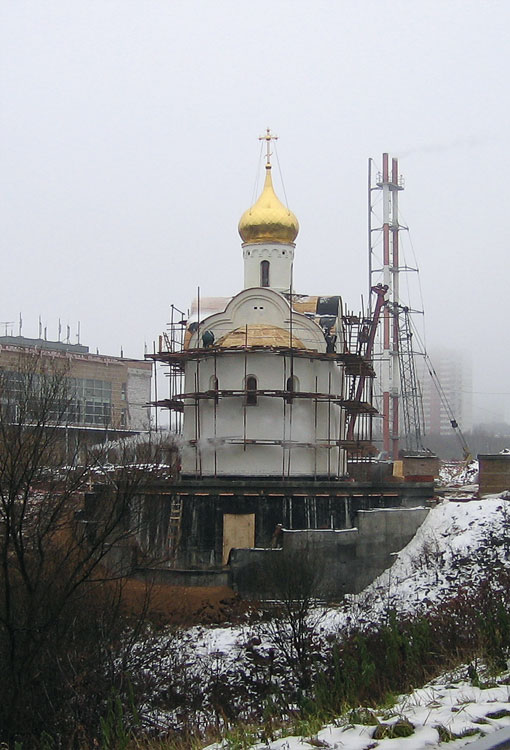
260, 260, 270, 287
210, 375, 219, 405
245, 375, 258, 406
285, 375, 298, 404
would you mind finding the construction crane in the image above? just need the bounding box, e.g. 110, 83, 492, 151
395, 304, 426, 454
422, 353, 472, 461
394, 305, 472, 460
368, 152, 470, 461
346, 283, 387, 442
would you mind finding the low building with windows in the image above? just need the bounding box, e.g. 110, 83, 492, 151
0, 335, 152, 453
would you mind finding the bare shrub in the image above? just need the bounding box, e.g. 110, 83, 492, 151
253, 550, 326, 695
0, 359, 162, 746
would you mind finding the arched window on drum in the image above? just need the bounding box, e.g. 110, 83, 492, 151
285, 375, 299, 404
245, 375, 258, 406
260, 260, 270, 287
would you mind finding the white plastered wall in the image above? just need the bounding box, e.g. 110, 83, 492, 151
181, 351, 346, 478
242, 243, 295, 293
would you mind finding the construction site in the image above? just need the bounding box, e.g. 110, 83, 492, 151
92, 135, 441, 599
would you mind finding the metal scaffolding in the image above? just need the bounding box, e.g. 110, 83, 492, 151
147, 295, 380, 478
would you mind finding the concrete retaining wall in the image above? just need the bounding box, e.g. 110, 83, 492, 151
230, 506, 429, 600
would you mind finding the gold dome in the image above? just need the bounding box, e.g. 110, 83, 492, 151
238, 164, 299, 245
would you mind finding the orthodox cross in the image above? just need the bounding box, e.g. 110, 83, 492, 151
259, 127, 278, 166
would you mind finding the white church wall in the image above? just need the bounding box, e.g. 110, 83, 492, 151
181, 351, 346, 477
242, 243, 295, 292
188, 287, 327, 353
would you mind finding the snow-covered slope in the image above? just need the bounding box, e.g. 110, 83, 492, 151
202, 495, 510, 750
194, 495, 510, 664
325, 496, 510, 631
210, 673, 510, 750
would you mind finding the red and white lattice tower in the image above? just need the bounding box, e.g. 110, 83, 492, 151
369, 153, 404, 459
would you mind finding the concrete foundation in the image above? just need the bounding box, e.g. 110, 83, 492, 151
88, 475, 435, 598
132, 568, 229, 588
229, 506, 429, 599
118, 477, 435, 569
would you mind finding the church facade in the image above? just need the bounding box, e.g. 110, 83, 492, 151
142, 133, 432, 572
167, 131, 349, 481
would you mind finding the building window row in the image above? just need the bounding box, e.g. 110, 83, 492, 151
0, 371, 114, 427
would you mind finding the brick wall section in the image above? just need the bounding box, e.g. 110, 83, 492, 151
401, 455, 440, 481
478, 454, 510, 495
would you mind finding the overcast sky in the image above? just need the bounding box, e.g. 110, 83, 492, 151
1, 0, 509, 427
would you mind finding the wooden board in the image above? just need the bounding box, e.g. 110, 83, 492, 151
222, 513, 255, 565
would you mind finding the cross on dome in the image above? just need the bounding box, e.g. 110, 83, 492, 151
259, 127, 278, 167
238, 129, 299, 245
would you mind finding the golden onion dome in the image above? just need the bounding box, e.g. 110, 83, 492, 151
238, 164, 299, 245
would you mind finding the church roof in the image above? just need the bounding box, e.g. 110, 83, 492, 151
215, 323, 305, 349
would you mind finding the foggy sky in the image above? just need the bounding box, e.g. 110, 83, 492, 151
1, 0, 509, 427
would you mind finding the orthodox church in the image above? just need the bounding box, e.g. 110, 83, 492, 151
176, 130, 348, 481
83, 133, 436, 593
148, 132, 429, 571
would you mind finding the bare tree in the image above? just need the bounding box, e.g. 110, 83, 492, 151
0, 357, 154, 745
259, 549, 326, 693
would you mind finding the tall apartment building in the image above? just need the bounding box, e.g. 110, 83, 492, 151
419, 347, 472, 436
0, 335, 152, 443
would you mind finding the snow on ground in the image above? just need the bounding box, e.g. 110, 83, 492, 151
189, 622, 244, 663
208, 672, 510, 750
439, 460, 479, 488
323, 495, 510, 632
198, 494, 510, 750
193, 496, 510, 660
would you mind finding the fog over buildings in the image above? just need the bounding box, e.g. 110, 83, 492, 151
1, 1, 509, 431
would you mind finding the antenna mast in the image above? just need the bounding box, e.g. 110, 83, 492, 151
370, 154, 404, 459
